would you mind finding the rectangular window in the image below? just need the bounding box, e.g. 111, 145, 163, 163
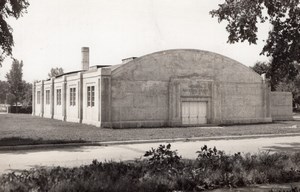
87, 86, 91, 106
46, 90, 50, 105
70, 88, 76, 106
56, 89, 61, 105
91, 86, 95, 107
37, 91, 40, 104
87, 86, 95, 107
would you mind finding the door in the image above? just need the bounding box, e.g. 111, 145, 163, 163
182, 101, 207, 125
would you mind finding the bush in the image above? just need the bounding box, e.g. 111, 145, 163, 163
143, 143, 182, 173
270, 186, 300, 192
1, 144, 300, 192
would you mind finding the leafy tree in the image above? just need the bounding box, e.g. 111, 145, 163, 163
276, 75, 300, 108
6, 92, 16, 106
22, 81, 32, 107
6, 59, 24, 108
251, 61, 270, 75
48, 67, 64, 78
0, 0, 29, 66
0, 80, 9, 103
210, 0, 300, 90
251, 61, 300, 108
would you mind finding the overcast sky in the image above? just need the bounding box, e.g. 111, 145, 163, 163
0, 0, 271, 82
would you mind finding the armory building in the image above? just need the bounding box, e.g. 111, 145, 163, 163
32, 48, 293, 128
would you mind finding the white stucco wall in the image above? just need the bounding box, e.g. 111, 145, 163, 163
34, 82, 42, 116
43, 80, 52, 118
82, 70, 101, 126
66, 74, 80, 123
53, 77, 64, 120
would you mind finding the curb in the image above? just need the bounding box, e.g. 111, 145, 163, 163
1, 133, 300, 151
98, 133, 300, 145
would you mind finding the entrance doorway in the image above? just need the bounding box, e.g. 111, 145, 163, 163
182, 101, 207, 125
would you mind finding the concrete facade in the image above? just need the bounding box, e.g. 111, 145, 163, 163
32, 49, 293, 128
270, 92, 293, 121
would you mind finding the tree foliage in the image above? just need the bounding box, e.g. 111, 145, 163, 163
251, 61, 270, 75
22, 81, 32, 107
251, 61, 300, 108
210, 0, 300, 90
276, 75, 300, 108
48, 67, 64, 78
6, 59, 24, 106
0, 0, 29, 65
0, 80, 9, 103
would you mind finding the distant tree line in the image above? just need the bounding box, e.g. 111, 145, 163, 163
0, 60, 65, 113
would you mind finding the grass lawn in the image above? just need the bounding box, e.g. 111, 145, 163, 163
1, 113, 300, 146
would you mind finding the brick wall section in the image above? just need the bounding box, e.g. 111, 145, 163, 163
271, 92, 293, 120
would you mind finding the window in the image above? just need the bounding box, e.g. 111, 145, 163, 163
91, 86, 95, 107
87, 86, 95, 107
37, 91, 41, 104
46, 90, 50, 105
87, 86, 90, 106
56, 89, 61, 105
70, 88, 76, 106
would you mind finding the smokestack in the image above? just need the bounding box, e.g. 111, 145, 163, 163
81, 47, 89, 70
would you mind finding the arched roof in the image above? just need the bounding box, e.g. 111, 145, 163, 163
112, 49, 262, 83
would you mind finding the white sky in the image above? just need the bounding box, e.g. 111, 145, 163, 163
0, 0, 270, 82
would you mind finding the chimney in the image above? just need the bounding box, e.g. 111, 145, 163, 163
81, 47, 89, 70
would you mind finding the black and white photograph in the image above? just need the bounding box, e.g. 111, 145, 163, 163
0, 0, 300, 191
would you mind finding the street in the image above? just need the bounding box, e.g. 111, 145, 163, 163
0, 135, 300, 173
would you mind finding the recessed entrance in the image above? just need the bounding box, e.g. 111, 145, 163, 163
182, 101, 207, 125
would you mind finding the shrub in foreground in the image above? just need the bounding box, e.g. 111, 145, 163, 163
1, 144, 300, 192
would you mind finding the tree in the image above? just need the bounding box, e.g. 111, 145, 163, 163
251, 61, 300, 108
210, 0, 300, 90
6, 59, 24, 108
48, 67, 64, 78
0, 0, 29, 66
22, 81, 32, 107
0, 80, 9, 103
276, 75, 300, 109
251, 61, 270, 75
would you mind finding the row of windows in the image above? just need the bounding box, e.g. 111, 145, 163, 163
37, 86, 95, 107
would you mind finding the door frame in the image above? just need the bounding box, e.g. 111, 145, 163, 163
181, 101, 208, 125
181, 97, 211, 125
168, 77, 214, 127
